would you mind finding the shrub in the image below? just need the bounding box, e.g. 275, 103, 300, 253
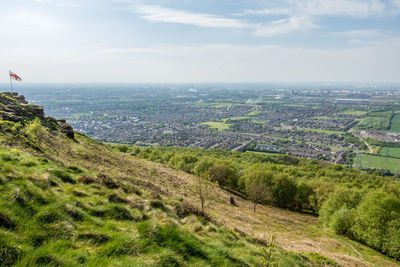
271, 173, 297, 207
330, 206, 353, 235
117, 145, 129, 153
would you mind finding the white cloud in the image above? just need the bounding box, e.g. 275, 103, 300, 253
88, 46, 162, 54
348, 38, 363, 44
254, 16, 318, 37
33, 0, 79, 8
0, 12, 66, 31
243, 8, 292, 16
131, 4, 253, 28
129, 4, 321, 37
330, 29, 382, 37
245, 0, 387, 18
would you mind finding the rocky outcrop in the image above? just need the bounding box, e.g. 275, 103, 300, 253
0, 92, 74, 139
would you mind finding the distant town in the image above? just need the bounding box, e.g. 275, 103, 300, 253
18, 83, 400, 174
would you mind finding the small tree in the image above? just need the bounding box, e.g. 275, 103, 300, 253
271, 173, 297, 208
193, 174, 215, 215
247, 179, 272, 212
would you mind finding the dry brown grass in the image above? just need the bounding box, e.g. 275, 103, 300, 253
33, 134, 399, 267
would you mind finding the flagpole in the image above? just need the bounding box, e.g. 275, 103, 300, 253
9, 73, 13, 93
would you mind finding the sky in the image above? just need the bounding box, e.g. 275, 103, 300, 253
1, 0, 400, 83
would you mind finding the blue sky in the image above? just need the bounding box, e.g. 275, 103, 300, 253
1, 0, 400, 82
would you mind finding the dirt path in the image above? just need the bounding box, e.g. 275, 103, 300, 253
362, 139, 374, 154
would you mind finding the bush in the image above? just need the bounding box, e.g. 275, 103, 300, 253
330, 206, 353, 235
271, 173, 297, 208
117, 145, 129, 153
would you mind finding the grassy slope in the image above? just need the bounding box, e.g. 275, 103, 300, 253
1, 135, 312, 267
0, 98, 398, 266
2, 129, 396, 267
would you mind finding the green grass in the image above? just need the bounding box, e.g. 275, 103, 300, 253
355, 117, 391, 131
390, 114, 400, 133
222, 116, 251, 122
0, 146, 309, 266
354, 111, 393, 131
200, 121, 233, 131
299, 128, 346, 135
356, 153, 400, 173
340, 110, 368, 116
245, 110, 261, 116
379, 147, 400, 158
195, 102, 234, 108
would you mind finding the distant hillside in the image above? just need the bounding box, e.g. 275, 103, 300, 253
0, 93, 398, 266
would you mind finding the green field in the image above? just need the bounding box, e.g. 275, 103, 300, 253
340, 110, 368, 115
200, 121, 233, 131
300, 128, 346, 135
390, 114, 400, 133
245, 110, 261, 116
222, 116, 251, 122
356, 153, 400, 173
355, 111, 393, 131
379, 147, 400, 158
195, 102, 234, 108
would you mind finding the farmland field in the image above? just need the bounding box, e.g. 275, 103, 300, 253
355, 111, 393, 130
300, 128, 346, 135
245, 110, 261, 116
390, 114, 400, 133
379, 147, 400, 158
340, 109, 368, 115
356, 153, 400, 173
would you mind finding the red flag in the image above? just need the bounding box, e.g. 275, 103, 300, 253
9, 71, 22, 81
